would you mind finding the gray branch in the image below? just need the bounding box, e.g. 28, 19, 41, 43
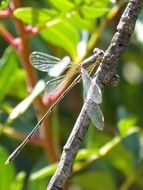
47, 0, 143, 189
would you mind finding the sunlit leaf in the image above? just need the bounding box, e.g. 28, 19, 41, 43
85, 131, 111, 149
8, 70, 27, 99
7, 80, 45, 122
118, 117, 138, 136
10, 172, 26, 190
107, 143, 134, 177
76, 149, 99, 160
40, 20, 79, 59
14, 7, 58, 26
73, 0, 83, 5
68, 14, 94, 30
91, 0, 110, 7
72, 171, 116, 190
81, 6, 109, 19
48, 0, 74, 12
28, 179, 47, 190
0, 47, 27, 100
0, 0, 10, 10
81, 0, 109, 7
30, 163, 57, 181
0, 146, 15, 190
0, 47, 19, 100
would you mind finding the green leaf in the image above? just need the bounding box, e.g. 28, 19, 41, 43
85, 123, 98, 148
81, 6, 109, 19
28, 156, 54, 189
10, 172, 26, 190
118, 117, 138, 136
7, 69, 27, 99
0, 47, 19, 100
68, 14, 94, 30
30, 163, 57, 181
0, 0, 10, 10
107, 144, 134, 177
90, 0, 110, 7
82, 0, 109, 7
8, 80, 45, 122
40, 20, 79, 59
14, 7, 58, 26
72, 171, 116, 190
0, 46, 27, 100
73, 0, 83, 5
48, 0, 75, 12
28, 179, 48, 190
0, 146, 15, 190
76, 149, 99, 160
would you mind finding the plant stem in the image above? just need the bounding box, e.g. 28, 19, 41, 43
0, 23, 20, 50
10, 0, 58, 163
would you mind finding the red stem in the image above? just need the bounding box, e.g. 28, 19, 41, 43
9, 0, 58, 163
0, 24, 20, 50
0, 9, 10, 17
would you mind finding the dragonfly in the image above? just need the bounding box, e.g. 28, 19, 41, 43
5, 48, 104, 164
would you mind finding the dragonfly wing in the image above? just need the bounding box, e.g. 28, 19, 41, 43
91, 81, 102, 104
81, 67, 92, 100
45, 68, 80, 94
81, 67, 102, 104
86, 102, 104, 130
29, 51, 61, 72
45, 75, 67, 94
48, 56, 72, 77
81, 67, 104, 129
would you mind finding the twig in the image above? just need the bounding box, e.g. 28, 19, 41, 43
0, 9, 10, 17
47, 0, 143, 189
0, 23, 20, 50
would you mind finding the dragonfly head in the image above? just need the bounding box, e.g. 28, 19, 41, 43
93, 48, 104, 60
81, 48, 104, 70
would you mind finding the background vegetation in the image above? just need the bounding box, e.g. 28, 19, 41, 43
0, 0, 143, 190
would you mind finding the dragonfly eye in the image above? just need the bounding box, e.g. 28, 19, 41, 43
93, 48, 100, 54
93, 48, 104, 58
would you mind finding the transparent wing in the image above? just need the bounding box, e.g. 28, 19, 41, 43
45, 69, 80, 94
86, 102, 104, 130
45, 75, 67, 94
29, 51, 61, 72
81, 67, 104, 130
48, 56, 72, 77
81, 67, 92, 101
81, 67, 102, 104
90, 81, 102, 104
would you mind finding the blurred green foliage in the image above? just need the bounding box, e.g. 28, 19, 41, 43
0, 0, 143, 190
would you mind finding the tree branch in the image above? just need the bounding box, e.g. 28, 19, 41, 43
47, 0, 143, 189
